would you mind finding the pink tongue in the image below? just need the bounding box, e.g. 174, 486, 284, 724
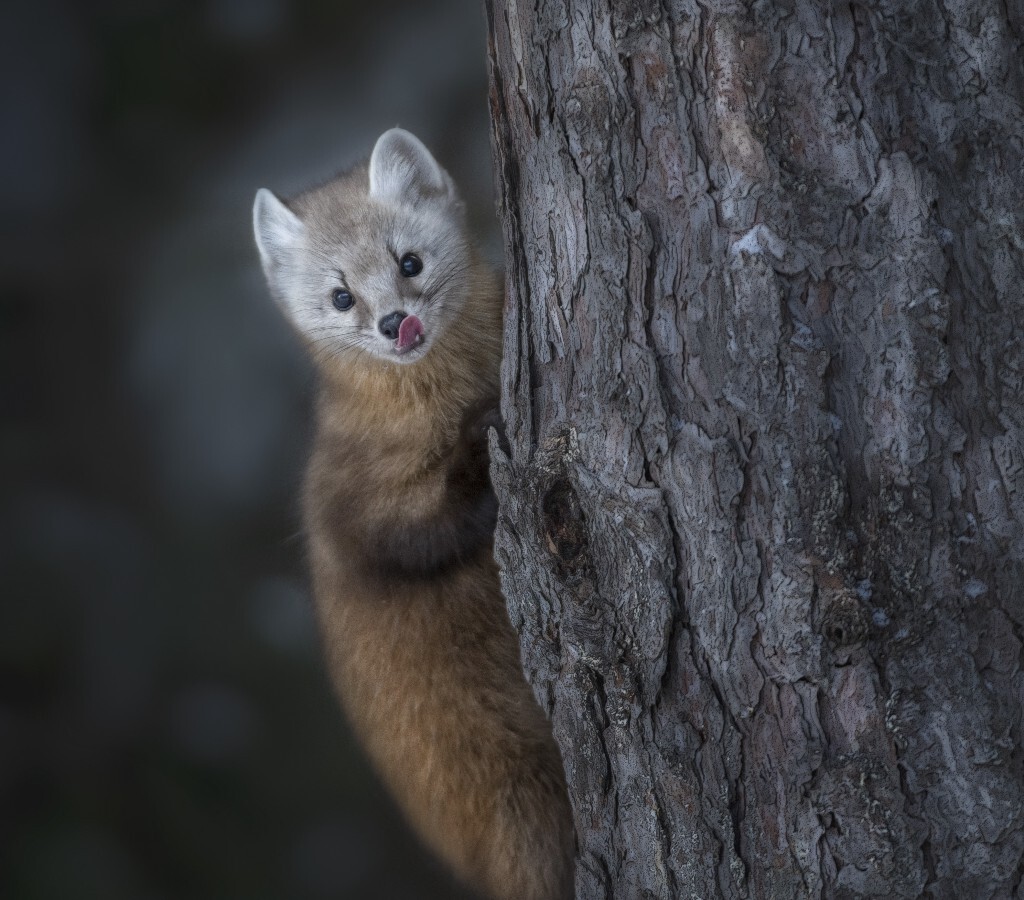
396, 314, 424, 350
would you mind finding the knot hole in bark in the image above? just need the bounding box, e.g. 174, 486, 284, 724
821, 589, 869, 649
541, 479, 588, 574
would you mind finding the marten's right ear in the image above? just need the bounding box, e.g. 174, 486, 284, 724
369, 128, 456, 206
253, 188, 304, 289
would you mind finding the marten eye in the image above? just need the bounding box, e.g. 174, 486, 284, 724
332, 288, 354, 311
399, 253, 422, 277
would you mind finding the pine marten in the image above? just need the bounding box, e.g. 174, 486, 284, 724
252, 128, 574, 900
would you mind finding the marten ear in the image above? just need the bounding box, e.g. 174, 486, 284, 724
253, 188, 305, 287
369, 128, 456, 205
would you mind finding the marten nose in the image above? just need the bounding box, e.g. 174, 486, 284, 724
378, 311, 407, 340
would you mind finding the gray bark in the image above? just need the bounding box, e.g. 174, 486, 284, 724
485, 1, 1024, 897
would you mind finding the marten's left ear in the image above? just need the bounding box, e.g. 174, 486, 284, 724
253, 188, 305, 283
253, 188, 312, 335
369, 128, 456, 205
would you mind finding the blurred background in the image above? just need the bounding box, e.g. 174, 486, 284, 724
0, 2, 497, 897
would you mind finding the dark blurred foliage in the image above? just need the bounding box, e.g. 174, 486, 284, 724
0, 1, 496, 897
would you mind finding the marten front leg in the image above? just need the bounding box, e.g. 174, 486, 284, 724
363, 399, 504, 578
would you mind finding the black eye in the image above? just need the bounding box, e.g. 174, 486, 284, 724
332, 288, 354, 311
399, 253, 422, 277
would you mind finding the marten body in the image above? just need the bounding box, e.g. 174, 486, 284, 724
253, 129, 573, 900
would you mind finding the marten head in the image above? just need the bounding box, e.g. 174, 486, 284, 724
253, 129, 472, 367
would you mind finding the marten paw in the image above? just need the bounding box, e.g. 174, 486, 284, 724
461, 398, 508, 457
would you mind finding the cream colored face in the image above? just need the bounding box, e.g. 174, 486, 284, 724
253, 129, 471, 366
296, 198, 470, 365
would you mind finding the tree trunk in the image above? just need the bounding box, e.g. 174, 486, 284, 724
484, 1, 1024, 897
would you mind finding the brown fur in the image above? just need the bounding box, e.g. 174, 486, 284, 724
301, 238, 574, 898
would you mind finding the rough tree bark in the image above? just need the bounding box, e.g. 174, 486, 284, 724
485, 1, 1024, 897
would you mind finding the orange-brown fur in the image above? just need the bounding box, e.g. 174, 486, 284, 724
303, 251, 574, 898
